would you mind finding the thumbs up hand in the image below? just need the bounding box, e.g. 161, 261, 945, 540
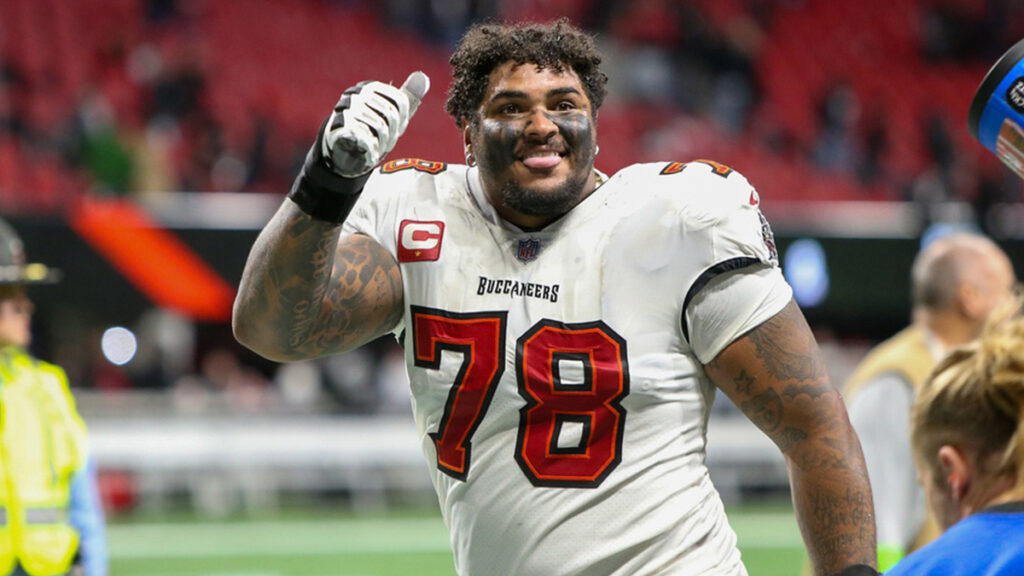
322, 72, 431, 177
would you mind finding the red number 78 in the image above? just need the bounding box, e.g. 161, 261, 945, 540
411, 306, 629, 488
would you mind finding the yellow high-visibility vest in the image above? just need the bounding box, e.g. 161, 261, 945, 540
0, 346, 87, 576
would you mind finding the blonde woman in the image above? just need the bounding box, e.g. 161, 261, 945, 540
886, 300, 1024, 575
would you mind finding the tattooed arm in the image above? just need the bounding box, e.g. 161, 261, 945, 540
233, 73, 426, 362
704, 299, 877, 576
232, 201, 403, 362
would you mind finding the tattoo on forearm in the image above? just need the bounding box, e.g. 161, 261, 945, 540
286, 228, 337, 350
806, 486, 875, 560
705, 301, 876, 572
775, 426, 809, 453
810, 487, 872, 531
791, 444, 852, 472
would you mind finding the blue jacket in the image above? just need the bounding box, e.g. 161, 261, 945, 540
885, 501, 1024, 576
70, 456, 108, 576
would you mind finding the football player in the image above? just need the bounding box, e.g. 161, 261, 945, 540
234, 19, 877, 576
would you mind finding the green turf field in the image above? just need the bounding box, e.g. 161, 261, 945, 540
109, 506, 805, 575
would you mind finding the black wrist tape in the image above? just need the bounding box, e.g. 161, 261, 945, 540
287, 160, 370, 224
830, 564, 879, 576
287, 117, 372, 224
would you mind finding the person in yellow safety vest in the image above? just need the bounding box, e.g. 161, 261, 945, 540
0, 218, 106, 576
844, 232, 1016, 572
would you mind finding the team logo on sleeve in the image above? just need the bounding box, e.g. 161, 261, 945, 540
398, 220, 445, 262
516, 238, 541, 263
757, 211, 779, 264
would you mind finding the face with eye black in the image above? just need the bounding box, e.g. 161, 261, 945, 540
464, 61, 598, 230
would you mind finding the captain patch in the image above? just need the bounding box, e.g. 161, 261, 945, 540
398, 220, 444, 262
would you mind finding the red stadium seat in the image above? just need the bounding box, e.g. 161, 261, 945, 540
0, 0, 1017, 203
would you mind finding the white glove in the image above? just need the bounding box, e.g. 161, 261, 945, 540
322, 71, 430, 177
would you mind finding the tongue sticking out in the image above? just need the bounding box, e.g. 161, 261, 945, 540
522, 155, 562, 169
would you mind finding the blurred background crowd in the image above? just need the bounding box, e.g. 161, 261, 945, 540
3, 0, 1023, 206
2, 0, 1024, 516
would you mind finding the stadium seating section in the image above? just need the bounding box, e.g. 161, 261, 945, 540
0, 0, 1015, 211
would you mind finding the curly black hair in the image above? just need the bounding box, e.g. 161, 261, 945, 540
445, 19, 608, 129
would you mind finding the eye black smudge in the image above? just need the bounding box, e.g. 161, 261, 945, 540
475, 112, 597, 225
549, 112, 595, 168
479, 121, 522, 173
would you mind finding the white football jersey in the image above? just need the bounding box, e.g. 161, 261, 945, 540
343, 158, 791, 576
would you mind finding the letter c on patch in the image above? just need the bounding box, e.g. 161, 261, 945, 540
398, 220, 445, 262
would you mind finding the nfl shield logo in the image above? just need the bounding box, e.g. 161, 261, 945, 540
516, 238, 540, 263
